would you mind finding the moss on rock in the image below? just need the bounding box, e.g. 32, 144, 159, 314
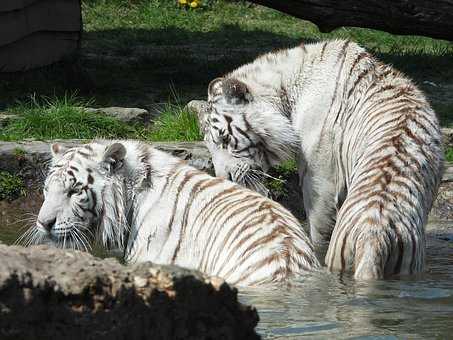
0, 171, 25, 201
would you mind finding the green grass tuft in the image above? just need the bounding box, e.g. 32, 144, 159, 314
13, 148, 26, 157
265, 159, 298, 197
273, 159, 298, 176
0, 94, 202, 143
446, 147, 453, 163
145, 104, 202, 142
0, 171, 26, 201
0, 94, 138, 141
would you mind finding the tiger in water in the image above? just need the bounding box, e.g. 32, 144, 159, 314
198, 39, 444, 280
20, 140, 319, 287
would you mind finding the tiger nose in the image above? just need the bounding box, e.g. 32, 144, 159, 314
38, 217, 56, 232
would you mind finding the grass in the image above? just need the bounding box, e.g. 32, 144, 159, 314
446, 148, 453, 163
0, 94, 202, 142
266, 159, 298, 197
0, 94, 137, 141
0, 171, 25, 201
1, 0, 452, 126
145, 103, 202, 141
81, 0, 452, 54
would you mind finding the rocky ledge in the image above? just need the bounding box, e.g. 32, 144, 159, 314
0, 243, 259, 340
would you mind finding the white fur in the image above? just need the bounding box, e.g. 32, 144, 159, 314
27, 141, 320, 287
202, 40, 444, 279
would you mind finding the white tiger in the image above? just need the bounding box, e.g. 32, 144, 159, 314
21, 140, 319, 287
199, 39, 444, 280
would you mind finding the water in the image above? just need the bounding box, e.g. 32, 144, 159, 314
1, 201, 452, 338
239, 222, 453, 339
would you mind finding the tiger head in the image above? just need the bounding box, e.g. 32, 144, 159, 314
23, 142, 128, 251
199, 77, 299, 195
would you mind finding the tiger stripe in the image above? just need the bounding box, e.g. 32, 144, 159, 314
27, 140, 319, 287
201, 39, 443, 280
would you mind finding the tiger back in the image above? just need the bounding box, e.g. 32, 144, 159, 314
24, 140, 319, 287
198, 39, 443, 280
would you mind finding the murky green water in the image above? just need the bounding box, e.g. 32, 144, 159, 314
1, 201, 452, 339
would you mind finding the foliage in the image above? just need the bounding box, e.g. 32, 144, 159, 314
0, 94, 138, 141
266, 159, 298, 197
145, 103, 202, 142
13, 148, 26, 158
177, 0, 212, 10
0, 171, 26, 201
0, 94, 202, 143
446, 147, 453, 163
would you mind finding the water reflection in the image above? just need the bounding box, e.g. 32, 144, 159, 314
239, 226, 453, 339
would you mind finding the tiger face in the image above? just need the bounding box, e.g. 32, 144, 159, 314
200, 77, 299, 195
27, 142, 126, 251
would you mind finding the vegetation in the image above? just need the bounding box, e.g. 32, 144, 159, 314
0, 94, 201, 142
266, 159, 298, 197
446, 148, 453, 163
145, 103, 202, 141
0, 171, 25, 201
0, 0, 451, 142
1, 0, 451, 126
0, 94, 137, 141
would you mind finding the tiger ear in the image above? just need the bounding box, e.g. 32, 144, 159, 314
102, 143, 126, 173
208, 77, 252, 105
208, 77, 224, 99
50, 143, 69, 161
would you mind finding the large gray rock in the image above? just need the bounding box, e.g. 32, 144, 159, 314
0, 243, 259, 340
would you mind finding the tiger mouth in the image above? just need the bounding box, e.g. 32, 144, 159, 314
35, 225, 92, 251
233, 168, 270, 197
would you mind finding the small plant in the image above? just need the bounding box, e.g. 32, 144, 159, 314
146, 103, 202, 142
0, 93, 138, 141
0, 171, 26, 201
446, 147, 453, 162
273, 159, 298, 176
265, 159, 298, 198
177, 0, 212, 10
266, 177, 287, 197
13, 148, 26, 158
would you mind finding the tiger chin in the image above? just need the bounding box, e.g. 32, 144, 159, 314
20, 140, 320, 287
199, 39, 444, 280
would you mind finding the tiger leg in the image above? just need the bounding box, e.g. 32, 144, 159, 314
325, 194, 425, 280
302, 173, 338, 265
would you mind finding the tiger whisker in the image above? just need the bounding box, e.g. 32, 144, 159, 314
250, 169, 285, 182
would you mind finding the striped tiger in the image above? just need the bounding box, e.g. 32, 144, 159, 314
199, 39, 444, 280
21, 140, 319, 286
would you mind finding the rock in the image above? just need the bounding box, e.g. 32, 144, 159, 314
442, 128, 453, 148
431, 180, 453, 221
186, 100, 209, 122
0, 243, 260, 340
0, 113, 19, 128
82, 107, 153, 124
443, 162, 453, 182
